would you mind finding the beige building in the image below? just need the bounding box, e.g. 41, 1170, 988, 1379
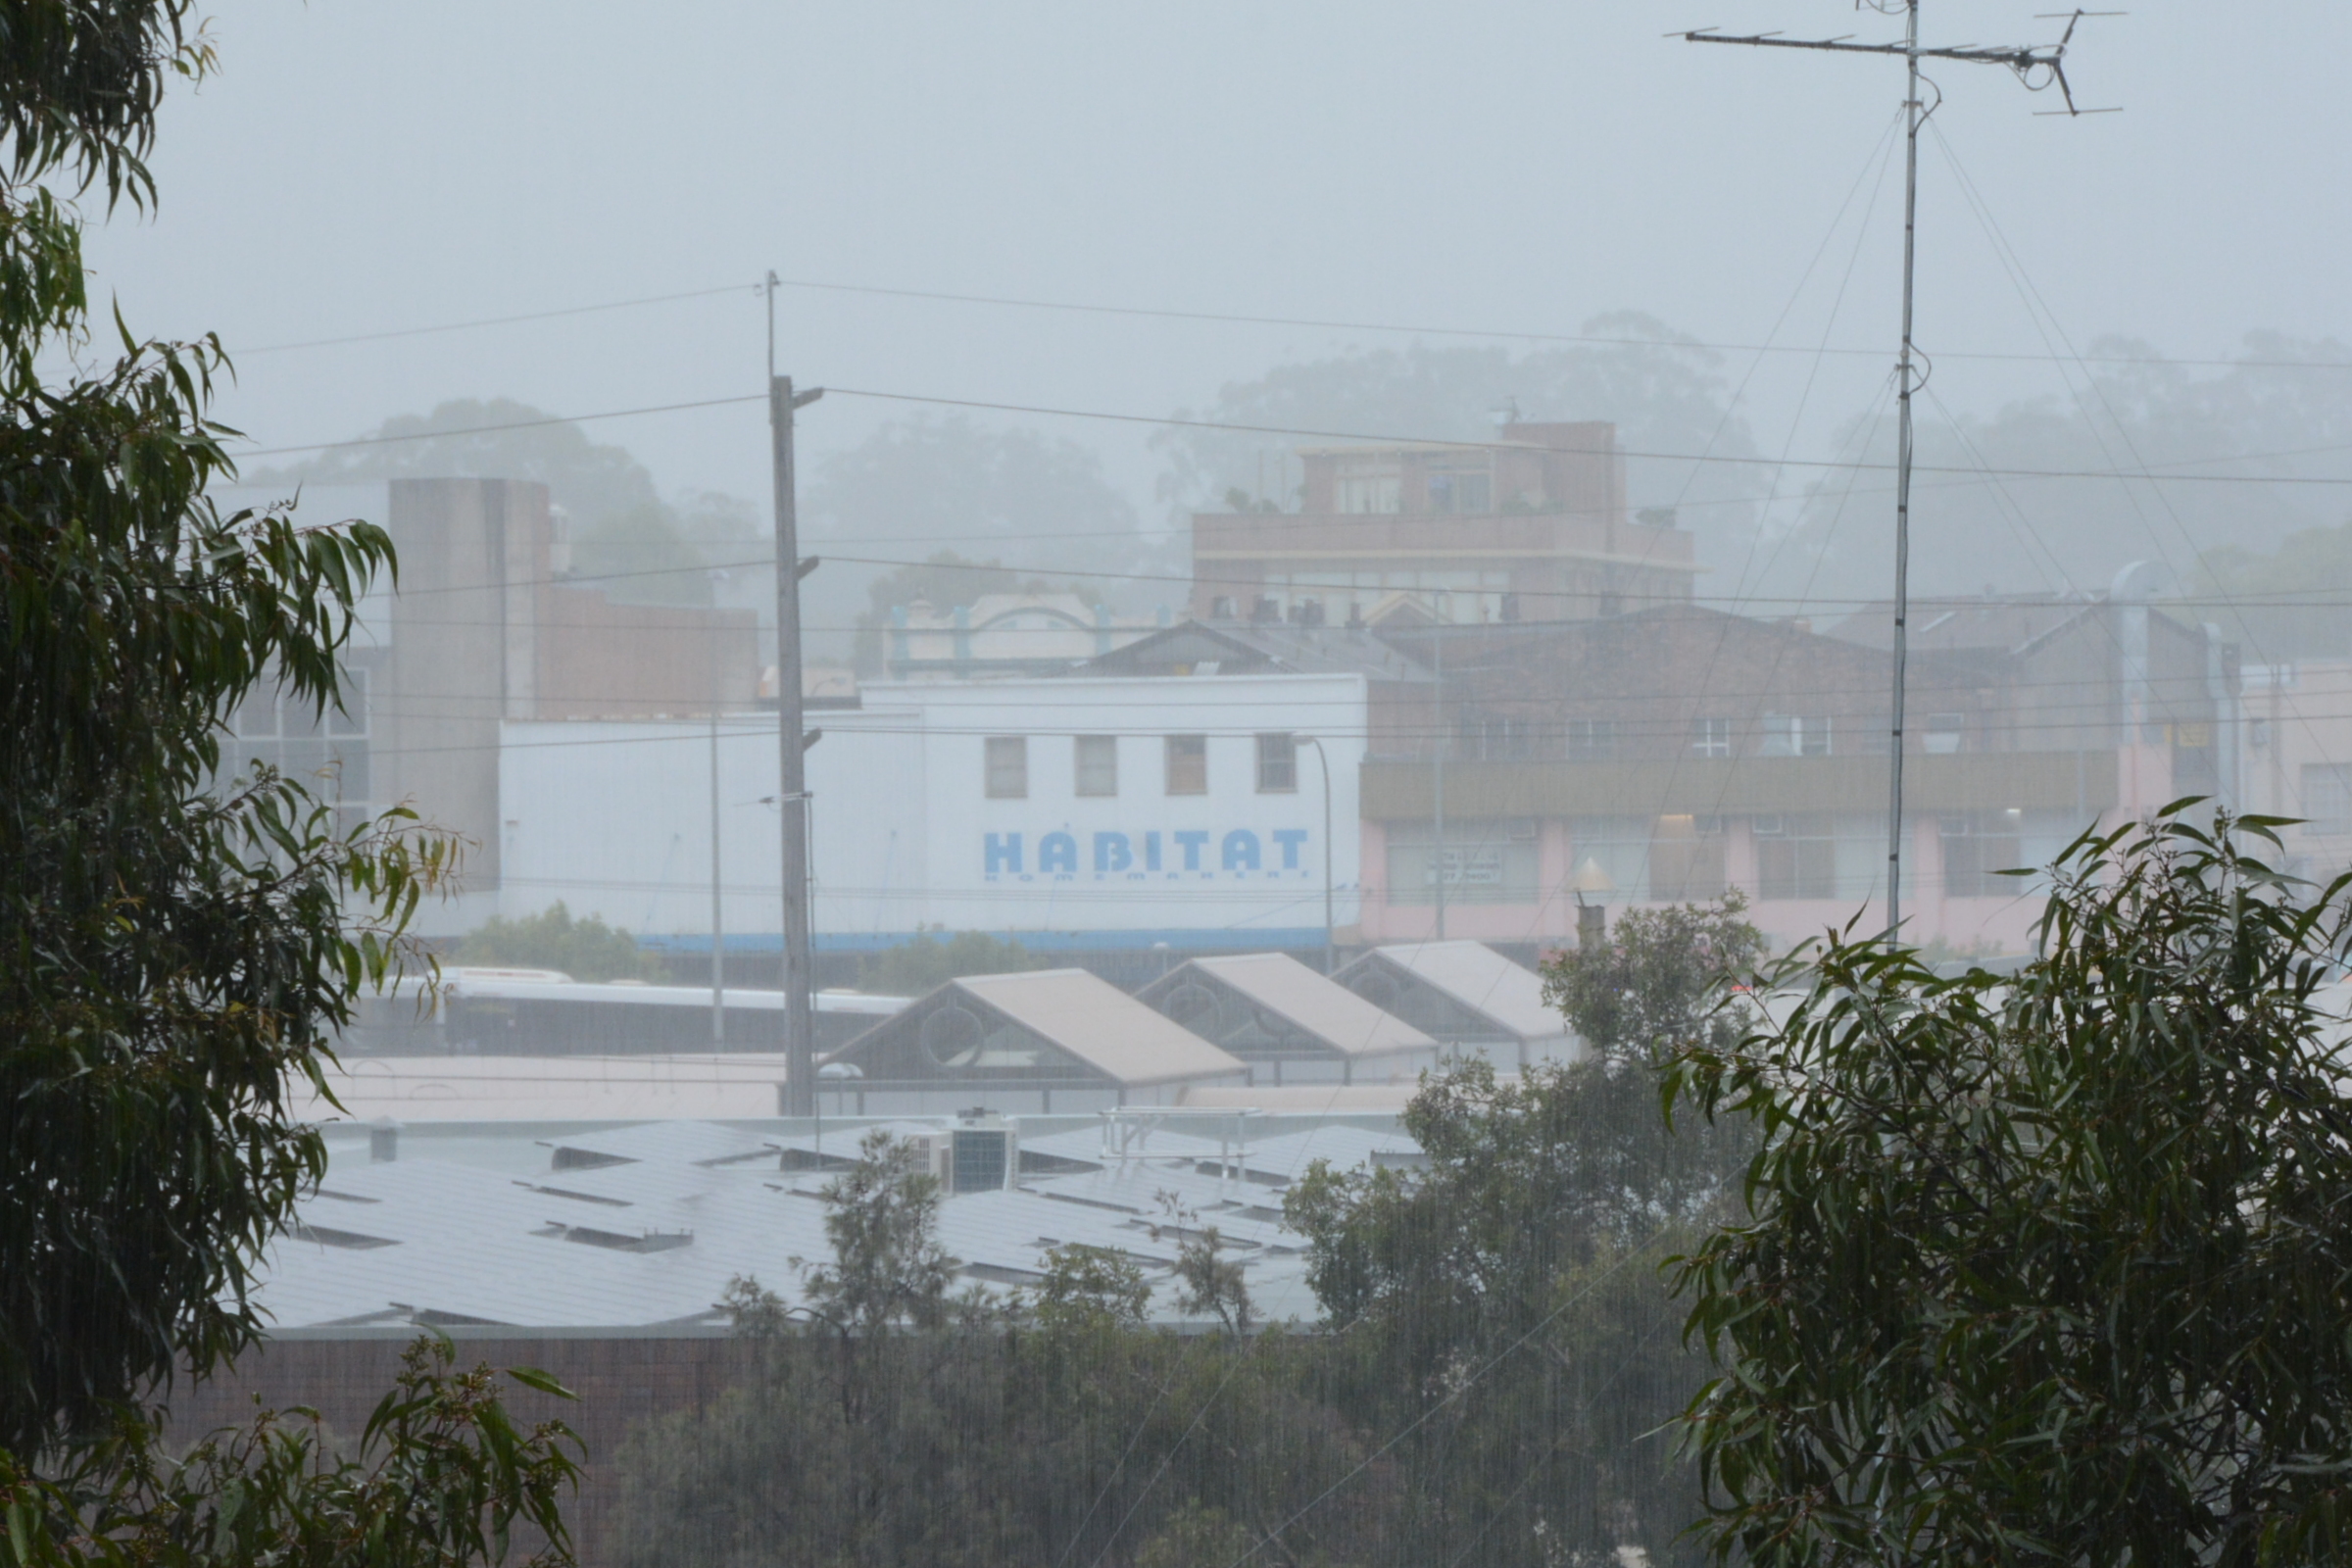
2244, 661, 2352, 880
1190, 421, 1697, 628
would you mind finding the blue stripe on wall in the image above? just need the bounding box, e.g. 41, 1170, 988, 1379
644, 928, 1332, 956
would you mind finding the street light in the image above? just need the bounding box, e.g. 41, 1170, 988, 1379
1298, 734, 1336, 974
708, 566, 731, 1048
1569, 856, 1616, 952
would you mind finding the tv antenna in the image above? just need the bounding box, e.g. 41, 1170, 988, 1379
1678, 3, 2116, 939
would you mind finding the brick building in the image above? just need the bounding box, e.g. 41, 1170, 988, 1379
1355, 595, 2235, 955
1188, 422, 1697, 629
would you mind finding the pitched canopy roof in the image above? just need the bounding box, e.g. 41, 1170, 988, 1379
1154, 953, 1436, 1059
955, 970, 1249, 1087
832, 969, 1250, 1089
1348, 941, 1566, 1044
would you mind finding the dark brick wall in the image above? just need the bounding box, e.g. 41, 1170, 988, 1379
161, 1335, 763, 1568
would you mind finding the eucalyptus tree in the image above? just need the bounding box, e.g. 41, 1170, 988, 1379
0, 0, 553, 1494
1284, 895, 1764, 1567
0, 9, 584, 1564
1671, 809, 2352, 1566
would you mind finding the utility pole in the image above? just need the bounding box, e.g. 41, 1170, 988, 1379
1432, 610, 1446, 942
767, 271, 824, 1115
709, 573, 725, 1047
1683, 5, 2107, 938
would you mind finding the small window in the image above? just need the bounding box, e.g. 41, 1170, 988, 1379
1566, 719, 1617, 761
985, 736, 1028, 799
1255, 733, 1298, 793
1690, 716, 1732, 759
1925, 712, 1964, 755
1165, 735, 1207, 796
1759, 714, 1833, 759
1074, 735, 1118, 798
329, 668, 370, 738
1426, 466, 1492, 514
1458, 712, 1536, 761
2304, 763, 2352, 835
232, 686, 278, 738
1941, 809, 2025, 898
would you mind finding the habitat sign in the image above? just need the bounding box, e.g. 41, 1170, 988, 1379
983, 828, 1311, 882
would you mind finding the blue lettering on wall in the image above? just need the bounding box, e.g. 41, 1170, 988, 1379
1273, 828, 1307, 869
985, 832, 1022, 875
982, 827, 1312, 880
1222, 829, 1261, 871
1095, 831, 1132, 873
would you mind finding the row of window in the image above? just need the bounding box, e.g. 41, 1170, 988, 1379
1451, 713, 1843, 761
985, 733, 1300, 801
221, 673, 374, 836
1383, 810, 2065, 906
1450, 711, 1972, 762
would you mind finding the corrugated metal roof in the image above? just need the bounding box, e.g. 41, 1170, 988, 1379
424, 971, 908, 1016
540, 1120, 782, 1168
1373, 941, 1566, 1042
252, 1107, 1420, 1332
299, 1054, 792, 1124
954, 970, 1250, 1087
1176, 1083, 1419, 1113
1181, 953, 1436, 1057
1018, 1124, 1231, 1165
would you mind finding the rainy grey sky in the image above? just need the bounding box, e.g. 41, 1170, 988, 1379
79, 2, 2352, 575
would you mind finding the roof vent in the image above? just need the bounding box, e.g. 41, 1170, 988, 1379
549, 1225, 694, 1253
291, 1222, 399, 1250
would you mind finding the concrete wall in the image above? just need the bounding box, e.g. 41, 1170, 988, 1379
218, 478, 767, 931
378, 479, 547, 888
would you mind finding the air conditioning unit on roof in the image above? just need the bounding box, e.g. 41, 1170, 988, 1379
906, 1111, 1019, 1195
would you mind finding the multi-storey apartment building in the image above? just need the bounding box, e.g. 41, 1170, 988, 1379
1188, 422, 1698, 629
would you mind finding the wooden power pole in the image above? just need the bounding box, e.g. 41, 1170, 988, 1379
767, 272, 824, 1115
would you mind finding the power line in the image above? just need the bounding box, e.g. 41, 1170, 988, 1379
346, 658, 2265, 711
767, 274, 2350, 374
341, 705, 2275, 760
233, 392, 766, 461
216, 269, 2352, 376
225, 380, 2352, 488
234, 284, 759, 357
819, 386, 2352, 488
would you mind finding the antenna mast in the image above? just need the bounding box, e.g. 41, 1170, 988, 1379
1681, 4, 2110, 939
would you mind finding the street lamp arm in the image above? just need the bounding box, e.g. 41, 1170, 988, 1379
1298, 734, 1337, 975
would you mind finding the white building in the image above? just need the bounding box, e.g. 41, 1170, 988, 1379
496, 666, 1371, 960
